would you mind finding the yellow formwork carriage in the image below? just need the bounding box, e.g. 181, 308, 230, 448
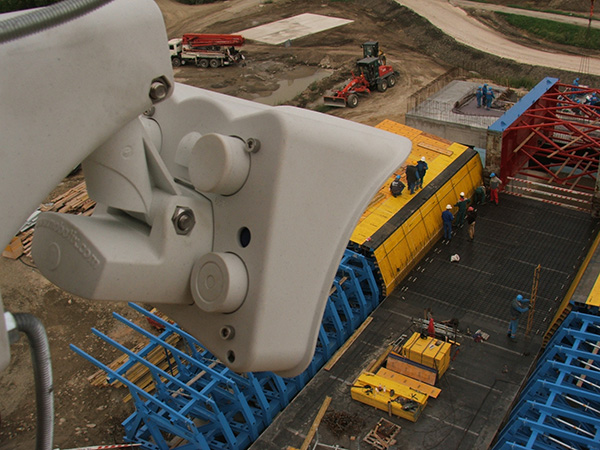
349, 120, 483, 295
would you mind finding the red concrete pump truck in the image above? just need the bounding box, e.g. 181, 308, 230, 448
168, 33, 246, 68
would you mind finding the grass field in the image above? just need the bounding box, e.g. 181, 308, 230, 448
498, 12, 600, 50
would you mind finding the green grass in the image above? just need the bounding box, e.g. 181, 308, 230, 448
498, 12, 600, 50
465, 1, 595, 21
506, 4, 593, 20
494, 76, 538, 90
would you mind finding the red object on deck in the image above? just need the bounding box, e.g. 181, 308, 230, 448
428, 318, 435, 337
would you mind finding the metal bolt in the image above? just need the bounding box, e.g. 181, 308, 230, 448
171, 206, 195, 235
149, 80, 169, 102
245, 137, 261, 153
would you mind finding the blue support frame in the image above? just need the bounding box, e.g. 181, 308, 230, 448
73, 249, 381, 450
492, 310, 600, 450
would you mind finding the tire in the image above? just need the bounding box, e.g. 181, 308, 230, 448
387, 74, 397, 87
199, 59, 209, 68
209, 59, 219, 68
377, 79, 388, 93
171, 57, 181, 68
347, 94, 359, 108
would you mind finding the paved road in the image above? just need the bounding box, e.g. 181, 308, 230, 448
395, 0, 600, 76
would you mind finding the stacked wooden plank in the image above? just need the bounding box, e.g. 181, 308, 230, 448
3, 181, 95, 260
87, 341, 147, 388
87, 332, 182, 403
121, 333, 181, 403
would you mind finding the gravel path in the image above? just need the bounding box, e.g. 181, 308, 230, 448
396, 0, 600, 75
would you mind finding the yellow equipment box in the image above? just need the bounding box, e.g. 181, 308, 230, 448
398, 332, 452, 377
351, 372, 428, 422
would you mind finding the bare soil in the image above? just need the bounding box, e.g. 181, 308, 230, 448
0, 1, 587, 449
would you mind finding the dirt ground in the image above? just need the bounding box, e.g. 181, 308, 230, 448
0, 0, 588, 449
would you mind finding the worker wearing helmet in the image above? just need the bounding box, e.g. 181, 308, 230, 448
485, 88, 495, 110
476, 86, 483, 108
466, 206, 477, 241
508, 294, 530, 340
474, 181, 486, 206
405, 162, 420, 195
441, 204, 454, 241
454, 192, 470, 228
389, 175, 405, 197
489, 173, 502, 205
416, 157, 428, 189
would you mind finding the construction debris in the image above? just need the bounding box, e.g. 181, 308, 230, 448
322, 410, 365, 438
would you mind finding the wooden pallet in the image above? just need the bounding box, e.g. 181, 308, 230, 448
363, 418, 401, 450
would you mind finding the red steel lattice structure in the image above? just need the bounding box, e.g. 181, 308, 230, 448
499, 80, 600, 193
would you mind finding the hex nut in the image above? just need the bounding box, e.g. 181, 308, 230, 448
171, 206, 195, 235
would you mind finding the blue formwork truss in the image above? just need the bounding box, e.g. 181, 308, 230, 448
492, 310, 600, 450
72, 249, 381, 450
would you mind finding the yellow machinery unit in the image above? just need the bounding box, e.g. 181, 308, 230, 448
349, 120, 483, 295
351, 372, 428, 422
399, 332, 451, 377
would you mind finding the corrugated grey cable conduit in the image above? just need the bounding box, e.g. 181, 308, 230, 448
14, 313, 54, 450
0, 0, 114, 44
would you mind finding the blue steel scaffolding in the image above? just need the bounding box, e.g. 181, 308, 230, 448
492, 310, 600, 450
71, 249, 382, 450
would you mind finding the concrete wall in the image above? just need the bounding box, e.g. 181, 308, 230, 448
406, 115, 488, 149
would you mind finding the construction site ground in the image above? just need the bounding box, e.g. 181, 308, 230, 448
0, 0, 596, 449
251, 194, 599, 450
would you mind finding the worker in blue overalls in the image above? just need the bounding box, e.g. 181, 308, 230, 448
485, 88, 495, 110
508, 294, 530, 340
442, 205, 454, 241
476, 86, 483, 108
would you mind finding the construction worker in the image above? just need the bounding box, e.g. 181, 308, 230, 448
454, 192, 470, 227
474, 182, 486, 205
489, 173, 502, 205
476, 86, 483, 108
416, 157, 428, 189
508, 294, 530, 340
466, 206, 477, 241
389, 175, 405, 197
405, 162, 420, 195
442, 204, 454, 241
485, 88, 495, 110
